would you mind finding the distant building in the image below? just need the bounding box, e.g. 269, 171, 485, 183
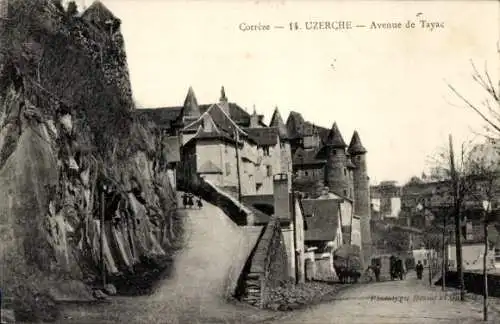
371, 181, 402, 220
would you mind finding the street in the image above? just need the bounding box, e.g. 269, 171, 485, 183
265, 271, 500, 324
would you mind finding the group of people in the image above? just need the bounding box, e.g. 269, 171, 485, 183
182, 193, 203, 209
389, 255, 407, 280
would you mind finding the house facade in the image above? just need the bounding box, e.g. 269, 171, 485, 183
287, 111, 372, 266
301, 198, 344, 281
241, 174, 306, 283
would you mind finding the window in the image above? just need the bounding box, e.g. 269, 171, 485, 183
332, 149, 337, 156
225, 162, 231, 176
350, 188, 353, 198
344, 168, 347, 176
263, 146, 270, 156
305, 171, 309, 176
266, 165, 273, 177
343, 189, 348, 196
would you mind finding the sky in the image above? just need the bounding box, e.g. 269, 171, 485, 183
79, 0, 498, 185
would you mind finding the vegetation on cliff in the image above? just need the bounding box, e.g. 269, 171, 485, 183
0, 0, 181, 321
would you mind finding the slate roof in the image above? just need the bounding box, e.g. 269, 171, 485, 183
245, 127, 279, 146
183, 103, 253, 141
301, 198, 341, 241
292, 147, 325, 165
324, 122, 347, 148
135, 91, 253, 130
198, 160, 223, 174
269, 108, 290, 140
184, 128, 237, 147
286, 111, 330, 142
182, 86, 201, 118
348, 130, 367, 155
286, 111, 305, 139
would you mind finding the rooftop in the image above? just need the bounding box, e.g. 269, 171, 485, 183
301, 198, 341, 241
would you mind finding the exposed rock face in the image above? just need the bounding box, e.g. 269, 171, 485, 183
0, 0, 179, 320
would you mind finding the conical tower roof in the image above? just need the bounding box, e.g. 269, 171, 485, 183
325, 122, 346, 148
348, 130, 367, 154
183, 86, 201, 118
269, 107, 289, 139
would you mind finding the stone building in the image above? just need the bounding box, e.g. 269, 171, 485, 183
286, 111, 373, 266
371, 181, 402, 221
301, 198, 344, 281
242, 174, 306, 284
136, 87, 291, 195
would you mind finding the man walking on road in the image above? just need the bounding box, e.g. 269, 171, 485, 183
416, 260, 424, 280
373, 263, 381, 282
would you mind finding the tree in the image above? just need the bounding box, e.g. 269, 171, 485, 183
447, 53, 499, 140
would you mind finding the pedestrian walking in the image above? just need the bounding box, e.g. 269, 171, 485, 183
197, 198, 203, 209
373, 264, 381, 282
416, 260, 424, 280
182, 193, 188, 209
187, 194, 194, 208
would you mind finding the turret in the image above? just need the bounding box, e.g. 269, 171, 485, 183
348, 130, 372, 266
316, 122, 349, 197
182, 86, 201, 125
269, 107, 290, 141
346, 155, 356, 199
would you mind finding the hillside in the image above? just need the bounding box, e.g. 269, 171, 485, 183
0, 0, 179, 321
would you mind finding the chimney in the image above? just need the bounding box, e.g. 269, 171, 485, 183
273, 173, 291, 220
249, 105, 260, 128
219, 86, 230, 116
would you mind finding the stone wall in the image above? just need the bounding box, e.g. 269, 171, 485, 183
441, 271, 500, 297
189, 176, 253, 225
236, 216, 290, 308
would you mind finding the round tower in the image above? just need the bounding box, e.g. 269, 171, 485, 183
348, 130, 372, 265
318, 123, 349, 197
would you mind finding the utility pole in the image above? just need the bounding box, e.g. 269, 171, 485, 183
442, 214, 447, 291
482, 200, 490, 322
234, 128, 242, 202
449, 134, 465, 301
291, 189, 299, 284
100, 187, 106, 288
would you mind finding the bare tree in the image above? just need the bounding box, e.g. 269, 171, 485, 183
447, 48, 500, 139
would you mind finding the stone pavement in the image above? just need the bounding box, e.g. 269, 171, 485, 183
266, 271, 500, 324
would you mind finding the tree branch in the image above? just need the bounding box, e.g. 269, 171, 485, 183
447, 82, 500, 133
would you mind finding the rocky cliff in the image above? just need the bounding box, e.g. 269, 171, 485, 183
0, 0, 179, 321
